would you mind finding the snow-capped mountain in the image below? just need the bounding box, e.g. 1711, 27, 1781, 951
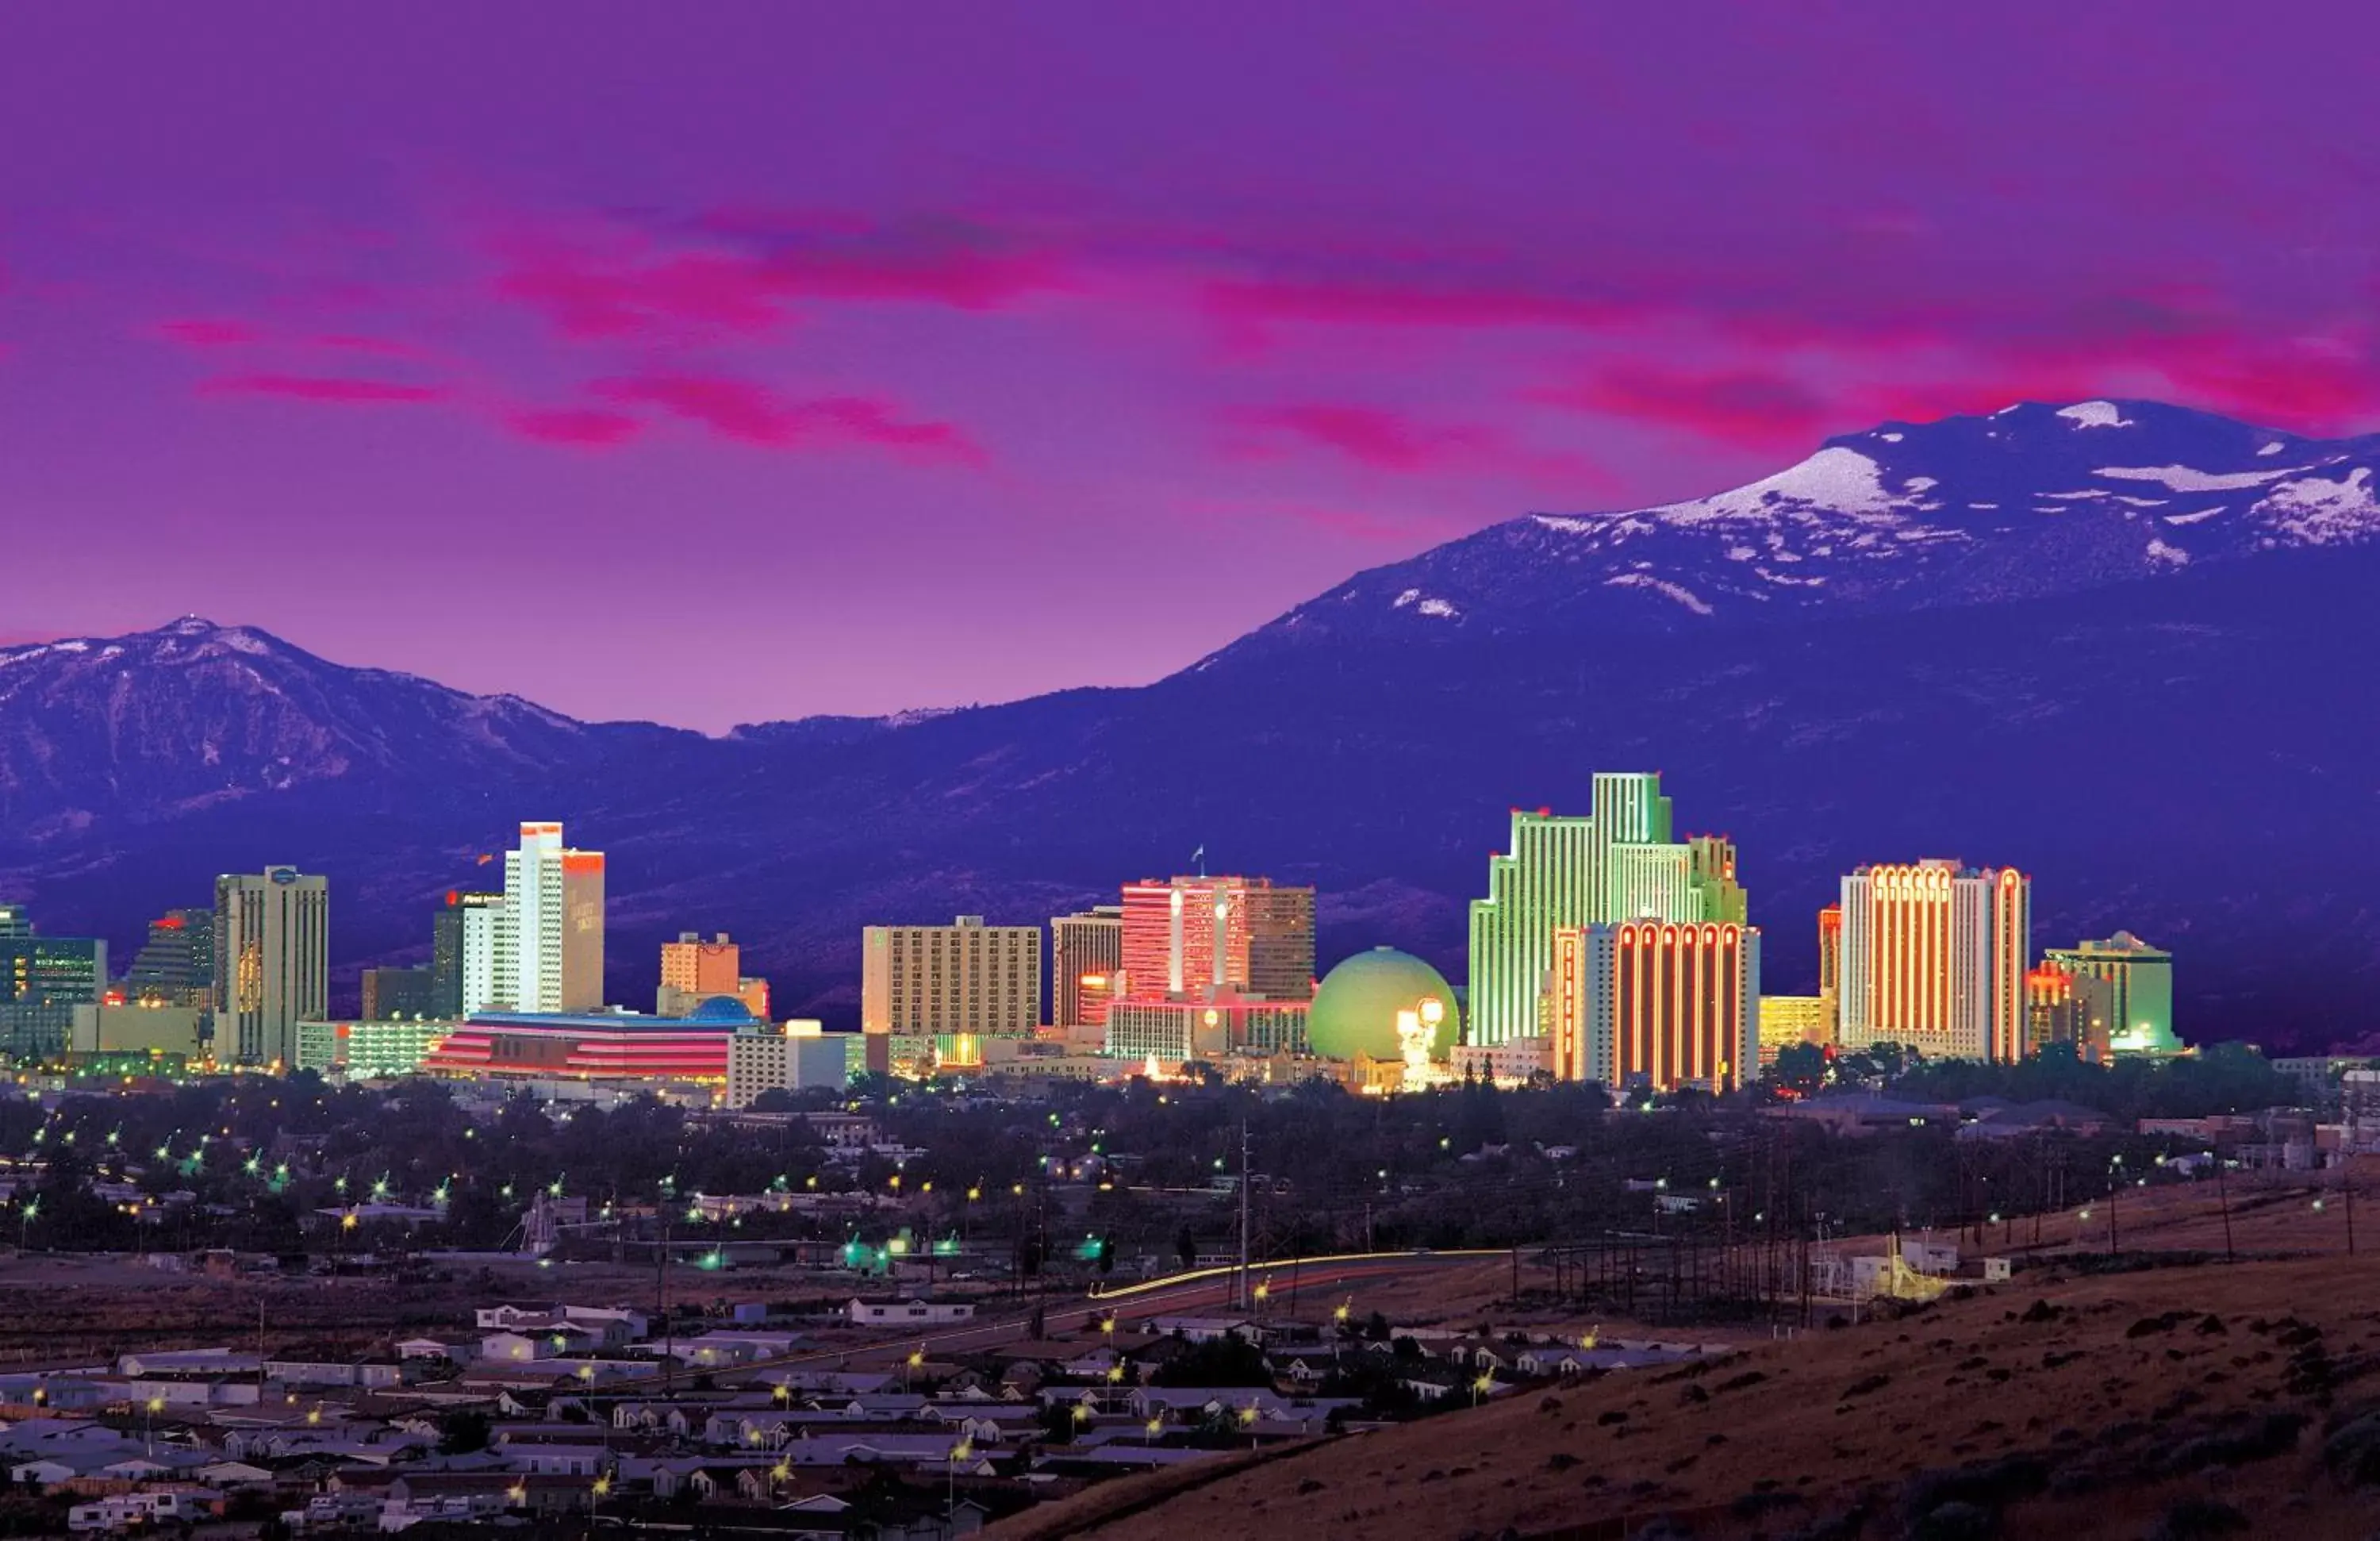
1229, 400, 2380, 651
0, 617, 681, 836
8, 403, 2380, 1048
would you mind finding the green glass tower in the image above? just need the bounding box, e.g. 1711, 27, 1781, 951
1466, 773, 1744, 1047
2044, 932, 2177, 1057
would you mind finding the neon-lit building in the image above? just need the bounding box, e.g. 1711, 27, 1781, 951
1837, 862, 2029, 1063
1546, 920, 1759, 1092
1117, 877, 1315, 1002
2044, 932, 2177, 1057
1817, 905, 1842, 1028
1756, 995, 1832, 1064
500, 823, 605, 1014
2025, 964, 2113, 1064
1468, 773, 1744, 1048
417, 1006, 736, 1082
1050, 905, 1124, 1028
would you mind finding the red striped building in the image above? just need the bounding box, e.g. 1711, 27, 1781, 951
417, 1011, 733, 1082
1548, 920, 1760, 1093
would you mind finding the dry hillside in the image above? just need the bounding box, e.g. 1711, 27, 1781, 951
998, 1174, 2380, 1540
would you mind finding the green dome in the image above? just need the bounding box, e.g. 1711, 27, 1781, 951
1307, 947, 1460, 1063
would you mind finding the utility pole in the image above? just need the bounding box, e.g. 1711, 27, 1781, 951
1236, 1121, 1251, 1312
656, 1212, 673, 1393
2217, 1157, 2235, 1263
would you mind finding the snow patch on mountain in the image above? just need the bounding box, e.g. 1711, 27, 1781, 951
1647, 447, 1904, 523
2146, 539, 2190, 565
2259, 467, 2378, 544
1605, 573, 1714, 614
2058, 401, 2134, 428
2097, 464, 2298, 492
2162, 508, 2225, 526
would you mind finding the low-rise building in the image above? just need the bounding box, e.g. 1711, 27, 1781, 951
725, 1020, 849, 1107
847, 1297, 977, 1328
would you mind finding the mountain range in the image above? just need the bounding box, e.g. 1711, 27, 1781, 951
6, 398, 2378, 1051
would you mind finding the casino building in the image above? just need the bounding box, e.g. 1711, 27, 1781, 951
418, 997, 749, 1082
1546, 920, 1760, 1093
1836, 861, 2029, 1063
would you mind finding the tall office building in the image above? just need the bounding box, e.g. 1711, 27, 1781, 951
127, 909, 215, 1007
1050, 905, 1124, 1029
1468, 773, 1744, 1047
0, 905, 28, 940
1243, 885, 1318, 1000
430, 890, 505, 1018
360, 966, 436, 1021
214, 867, 328, 1068
861, 916, 1041, 1074
1546, 920, 1760, 1093
656, 932, 770, 1019
1119, 877, 1315, 1002
499, 823, 605, 1013
2044, 932, 2178, 1057
1837, 861, 2029, 1063
0, 915, 108, 1057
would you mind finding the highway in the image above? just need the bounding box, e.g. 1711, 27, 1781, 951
698, 1248, 1511, 1385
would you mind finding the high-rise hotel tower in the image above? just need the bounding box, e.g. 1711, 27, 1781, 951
1837, 861, 2029, 1063
214, 867, 328, 1068
500, 823, 605, 1013
1466, 772, 1745, 1047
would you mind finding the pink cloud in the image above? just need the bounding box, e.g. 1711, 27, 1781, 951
198, 373, 448, 404
1227, 402, 1605, 494
1534, 363, 1837, 450
591, 371, 985, 464
505, 407, 643, 448
1203, 276, 1630, 336
314, 332, 432, 359
156, 318, 265, 348
487, 212, 1068, 343
1231, 403, 1492, 473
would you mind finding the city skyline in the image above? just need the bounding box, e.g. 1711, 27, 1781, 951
10, 6, 2380, 728
0, 13, 2371, 1536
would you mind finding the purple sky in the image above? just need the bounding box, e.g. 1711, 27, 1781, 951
6, 3, 2378, 730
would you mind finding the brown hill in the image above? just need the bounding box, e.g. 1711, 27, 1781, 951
996, 1238, 2380, 1540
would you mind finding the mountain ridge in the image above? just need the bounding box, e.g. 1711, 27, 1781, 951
1215, 398, 2380, 663
6, 400, 2378, 1051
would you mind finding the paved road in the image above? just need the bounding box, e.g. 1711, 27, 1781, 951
705, 1250, 1507, 1383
